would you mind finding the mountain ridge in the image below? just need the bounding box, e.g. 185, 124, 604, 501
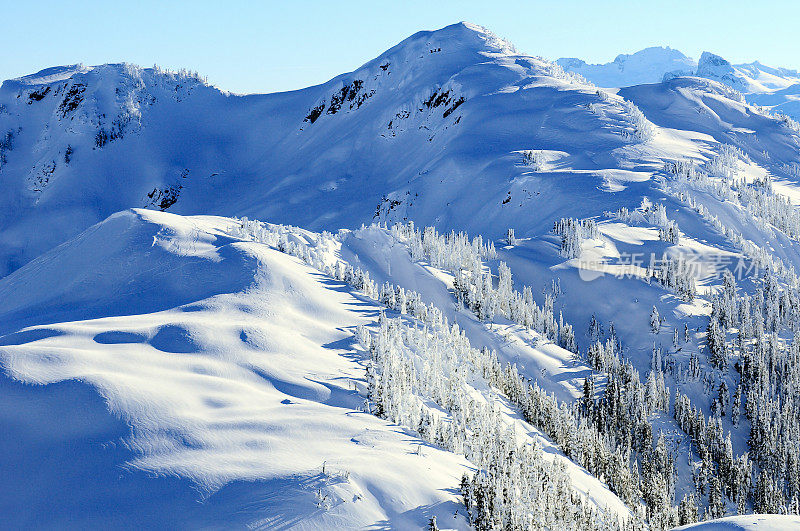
0, 21, 603, 276
3, 22, 800, 527
557, 46, 800, 124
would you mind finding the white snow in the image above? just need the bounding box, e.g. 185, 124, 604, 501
0, 210, 475, 528
675, 514, 800, 530
0, 209, 632, 527
2, 20, 800, 527
557, 47, 696, 87
558, 46, 800, 122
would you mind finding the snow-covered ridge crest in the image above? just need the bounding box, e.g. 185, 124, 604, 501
299, 21, 588, 131
1, 62, 208, 94
371, 21, 518, 63
0, 62, 211, 135
3, 64, 94, 87
696, 52, 745, 91
314, 20, 519, 92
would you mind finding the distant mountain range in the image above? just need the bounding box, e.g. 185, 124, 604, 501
558, 46, 800, 119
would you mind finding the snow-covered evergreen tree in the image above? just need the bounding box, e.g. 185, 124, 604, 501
650, 306, 661, 334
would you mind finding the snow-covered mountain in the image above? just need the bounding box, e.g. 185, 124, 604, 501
695, 53, 800, 94
0, 23, 525, 277
557, 47, 800, 123
557, 47, 696, 87
0, 208, 636, 528
3, 21, 800, 528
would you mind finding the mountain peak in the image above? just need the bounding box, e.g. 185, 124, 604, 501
696, 51, 745, 90
367, 21, 517, 70
557, 46, 695, 87
429, 21, 517, 53
612, 46, 689, 64
697, 51, 732, 69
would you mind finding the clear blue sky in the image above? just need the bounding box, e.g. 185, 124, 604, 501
2, 0, 799, 94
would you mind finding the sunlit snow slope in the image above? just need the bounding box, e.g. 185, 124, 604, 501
3, 20, 800, 528
0, 209, 629, 527
0, 210, 472, 528
675, 514, 800, 530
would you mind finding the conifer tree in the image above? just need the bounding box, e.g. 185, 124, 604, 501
650, 306, 661, 334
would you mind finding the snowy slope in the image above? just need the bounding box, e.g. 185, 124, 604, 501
0, 209, 631, 527
3, 21, 800, 527
2, 23, 798, 280
0, 209, 473, 528
696, 53, 800, 94
0, 23, 677, 275
675, 514, 800, 530
747, 82, 800, 122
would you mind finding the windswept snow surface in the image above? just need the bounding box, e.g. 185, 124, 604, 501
674, 514, 800, 530
0, 210, 472, 528
0, 209, 628, 527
